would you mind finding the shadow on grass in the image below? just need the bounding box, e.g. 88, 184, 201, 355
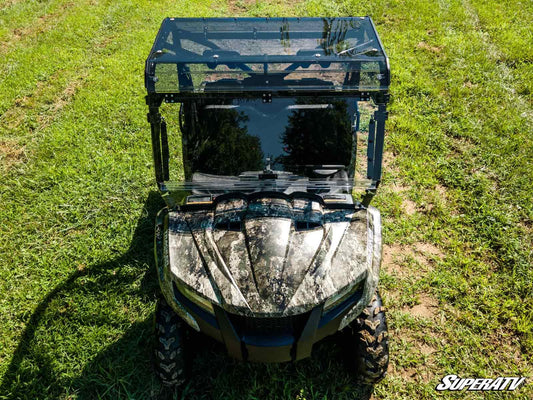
0, 191, 374, 400
73, 326, 374, 400
0, 191, 164, 399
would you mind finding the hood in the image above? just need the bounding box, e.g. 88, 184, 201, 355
167, 196, 369, 316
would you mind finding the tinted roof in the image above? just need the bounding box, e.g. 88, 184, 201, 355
145, 17, 389, 94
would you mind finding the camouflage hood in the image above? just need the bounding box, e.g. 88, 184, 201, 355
166, 196, 376, 316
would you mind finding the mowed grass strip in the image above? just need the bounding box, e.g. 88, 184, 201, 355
0, 0, 78, 54
0, 0, 531, 399
0, 1, 217, 398
0, 0, 139, 173
1, 0, 118, 114
470, 0, 533, 99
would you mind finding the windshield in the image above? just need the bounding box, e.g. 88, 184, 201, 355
181, 97, 357, 180
146, 18, 389, 206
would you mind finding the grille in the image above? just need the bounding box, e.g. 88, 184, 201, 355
227, 312, 310, 337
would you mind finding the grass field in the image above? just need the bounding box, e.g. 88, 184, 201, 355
0, 0, 531, 399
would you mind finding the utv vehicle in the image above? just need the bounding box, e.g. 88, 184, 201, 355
145, 17, 390, 387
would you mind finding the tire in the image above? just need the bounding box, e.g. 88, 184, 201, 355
348, 291, 389, 384
154, 296, 188, 387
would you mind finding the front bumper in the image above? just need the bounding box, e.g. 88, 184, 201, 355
171, 280, 363, 362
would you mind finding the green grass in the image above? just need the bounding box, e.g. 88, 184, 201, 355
0, 0, 531, 399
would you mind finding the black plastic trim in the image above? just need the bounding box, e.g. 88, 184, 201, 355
214, 305, 244, 360
172, 281, 218, 328
319, 288, 364, 328
295, 305, 323, 360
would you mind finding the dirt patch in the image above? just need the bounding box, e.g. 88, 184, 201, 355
412, 367, 436, 383
390, 356, 437, 383
419, 342, 436, 355
383, 242, 443, 277
435, 184, 447, 198
419, 183, 452, 215
0, 139, 26, 170
417, 41, 443, 54
400, 368, 418, 382
389, 328, 440, 383
389, 182, 409, 193
383, 179, 418, 215
382, 244, 410, 277
405, 293, 438, 319
519, 220, 532, 237
398, 366, 436, 383
413, 242, 444, 258
488, 329, 524, 365
402, 198, 417, 215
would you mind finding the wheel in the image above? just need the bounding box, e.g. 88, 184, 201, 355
348, 291, 389, 384
154, 296, 188, 387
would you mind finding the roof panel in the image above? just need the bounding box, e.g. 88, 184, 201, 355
145, 17, 389, 94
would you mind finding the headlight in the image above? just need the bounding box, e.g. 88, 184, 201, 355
323, 281, 362, 311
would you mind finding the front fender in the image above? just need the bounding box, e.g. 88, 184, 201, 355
339, 206, 382, 329
155, 207, 200, 331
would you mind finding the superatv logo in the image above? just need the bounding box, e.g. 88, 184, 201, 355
436, 375, 526, 391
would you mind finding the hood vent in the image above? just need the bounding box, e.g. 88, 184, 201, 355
294, 221, 322, 231
214, 220, 243, 231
